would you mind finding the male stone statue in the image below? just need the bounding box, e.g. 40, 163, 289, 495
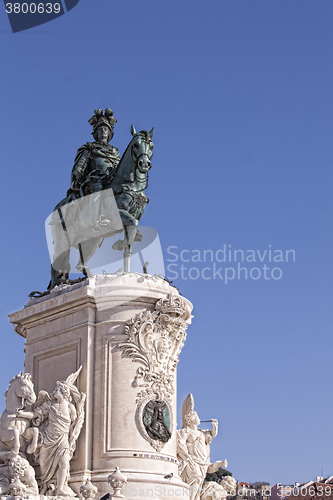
177, 394, 229, 500
63, 108, 120, 231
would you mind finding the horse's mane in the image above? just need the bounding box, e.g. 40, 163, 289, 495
115, 130, 152, 173
5, 372, 31, 397
8, 372, 31, 386
136, 130, 151, 140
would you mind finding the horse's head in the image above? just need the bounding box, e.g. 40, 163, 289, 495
7, 372, 36, 406
130, 125, 154, 174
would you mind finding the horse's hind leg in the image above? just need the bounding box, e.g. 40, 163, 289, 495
48, 222, 72, 289
25, 427, 38, 454
75, 238, 103, 276
48, 249, 71, 289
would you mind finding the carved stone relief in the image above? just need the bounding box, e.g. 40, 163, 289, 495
0, 368, 86, 496
115, 293, 191, 449
136, 396, 173, 452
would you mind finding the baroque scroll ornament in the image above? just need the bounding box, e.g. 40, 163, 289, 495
116, 294, 191, 404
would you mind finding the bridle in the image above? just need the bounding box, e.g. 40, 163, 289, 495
113, 137, 152, 189
113, 168, 150, 191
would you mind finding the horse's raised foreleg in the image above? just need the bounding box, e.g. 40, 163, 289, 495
25, 427, 38, 454
112, 209, 139, 272
118, 210, 139, 272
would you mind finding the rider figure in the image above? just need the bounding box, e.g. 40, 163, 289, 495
67, 108, 120, 230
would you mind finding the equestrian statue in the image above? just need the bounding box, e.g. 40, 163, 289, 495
49, 108, 154, 290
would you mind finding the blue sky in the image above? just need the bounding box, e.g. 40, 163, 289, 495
0, 0, 332, 486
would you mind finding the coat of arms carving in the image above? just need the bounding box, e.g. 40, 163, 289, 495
115, 294, 192, 404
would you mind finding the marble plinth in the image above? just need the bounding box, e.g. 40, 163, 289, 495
8, 273, 193, 499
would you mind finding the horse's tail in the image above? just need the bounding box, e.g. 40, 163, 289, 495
53, 197, 68, 212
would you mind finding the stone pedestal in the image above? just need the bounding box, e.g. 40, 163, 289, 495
8, 274, 192, 499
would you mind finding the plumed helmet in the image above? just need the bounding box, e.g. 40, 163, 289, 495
88, 108, 117, 140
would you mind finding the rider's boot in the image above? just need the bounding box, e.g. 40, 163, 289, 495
90, 192, 110, 230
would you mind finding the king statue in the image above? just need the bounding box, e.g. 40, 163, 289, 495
65, 108, 120, 231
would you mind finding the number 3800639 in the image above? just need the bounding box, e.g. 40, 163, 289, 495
5, 3, 61, 14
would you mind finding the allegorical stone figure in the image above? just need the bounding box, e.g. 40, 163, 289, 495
65, 108, 120, 231
177, 394, 228, 500
16, 367, 86, 496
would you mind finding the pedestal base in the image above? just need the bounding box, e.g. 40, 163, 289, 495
8, 273, 193, 499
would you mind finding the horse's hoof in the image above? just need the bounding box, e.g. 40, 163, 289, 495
135, 231, 143, 242
112, 239, 127, 251
27, 443, 36, 454
75, 266, 93, 278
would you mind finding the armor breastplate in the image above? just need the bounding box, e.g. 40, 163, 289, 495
89, 155, 112, 175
